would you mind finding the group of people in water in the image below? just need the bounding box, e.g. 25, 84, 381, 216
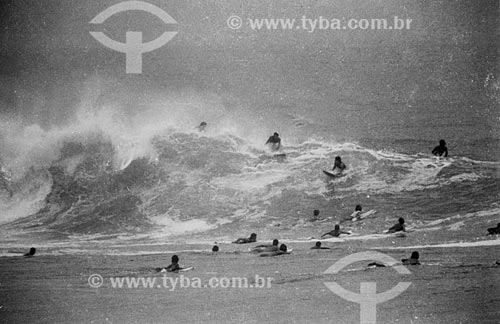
229, 230, 421, 268
16, 129, 495, 272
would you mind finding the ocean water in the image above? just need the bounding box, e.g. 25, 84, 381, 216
0, 0, 499, 252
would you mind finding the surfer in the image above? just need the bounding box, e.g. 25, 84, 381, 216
265, 132, 281, 151
310, 241, 330, 249
259, 244, 290, 257
342, 205, 362, 222
331, 156, 346, 172
233, 233, 257, 244
431, 139, 448, 157
251, 239, 279, 253
310, 209, 321, 222
321, 224, 350, 238
155, 255, 193, 273
387, 217, 406, 233
487, 223, 500, 235
402, 251, 420, 265
24, 247, 36, 257
155, 255, 181, 272
197, 121, 207, 132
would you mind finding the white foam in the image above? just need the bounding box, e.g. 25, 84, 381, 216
371, 238, 500, 249
151, 216, 216, 235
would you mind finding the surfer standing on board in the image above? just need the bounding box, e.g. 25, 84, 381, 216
432, 139, 448, 157
265, 132, 281, 151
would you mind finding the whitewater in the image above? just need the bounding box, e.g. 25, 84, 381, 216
1, 94, 498, 252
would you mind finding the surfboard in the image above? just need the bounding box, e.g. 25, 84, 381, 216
351, 209, 377, 222
259, 153, 286, 161
323, 170, 338, 178
158, 266, 194, 273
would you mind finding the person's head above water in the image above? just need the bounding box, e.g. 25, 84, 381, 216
171, 255, 179, 264
398, 217, 405, 224
334, 224, 340, 230
250, 233, 257, 239
279, 244, 287, 252
335, 156, 342, 162
355, 205, 362, 211
315, 241, 321, 248
313, 209, 320, 216
274, 132, 279, 137
24, 247, 36, 257
272, 239, 279, 246
198, 121, 207, 130
439, 139, 446, 146
410, 251, 419, 260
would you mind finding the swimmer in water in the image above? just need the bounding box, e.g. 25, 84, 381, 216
23, 247, 36, 257
342, 205, 362, 223
310, 241, 330, 249
432, 139, 448, 157
197, 121, 207, 132
212, 242, 219, 252
321, 224, 351, 238
265, 132, 281, 151
251, 239, 279, 253
387, 217, 406, 233
233, 233, 257, 244
332, 156, 346, 172
155, 255, 181, 273
259, 244, 290, 257
310, 209, 321, 222
402, 251, 420, 265
487, 223, 500, 235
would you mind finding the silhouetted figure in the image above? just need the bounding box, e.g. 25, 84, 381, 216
233, 233, 257, 244
212, 242, 219, 252
310, 209, 321, 222
198, 121, 207, 132
24, 247, 36, 257
165, 255, 180, 272
155, 255, 193, 273
259, 244, 290, 257
265, 132, 281, 151
252, 239, 279, 252
343, 204, 363, 222
432, 139, 448, 157
332, 156, 346, 172
310, 241, 330, 250
402, 251, 420, 265
487, 223, 500, 235
321, 224, 350, 238
387, 217, 406, 233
